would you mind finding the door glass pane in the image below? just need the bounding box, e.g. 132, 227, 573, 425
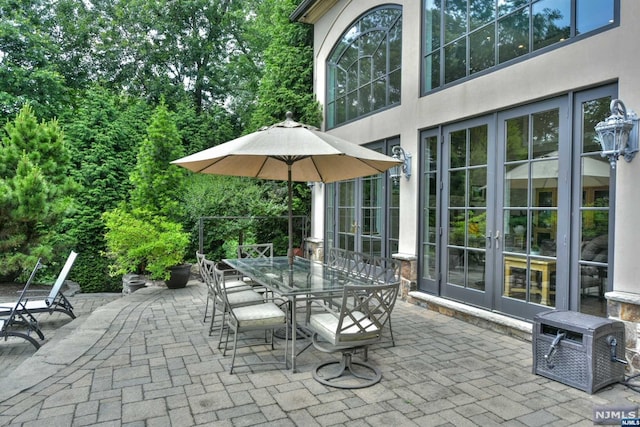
447, 125, 488, 292
449, 209, 466, 246
582, 97, 612, 153
422, 135, 438, 283
503, 108, 559, 307
450, 170, 466, 206
532, 109, 559, 158
469, 168, 487, 207
450, 129, 467, 168
579, 93, 611, 317
506, 116, 529, 161
468, 249, 486, 290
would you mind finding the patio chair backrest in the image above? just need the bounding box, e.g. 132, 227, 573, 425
367, 256, 401, 284
45, 251, 78, 306
237, 243, 273, 259
11, 258, 44, 315
200, 257, 216, 287
196, 251, 206, 280
327, 247, 349, 271
333, 281, 400, 348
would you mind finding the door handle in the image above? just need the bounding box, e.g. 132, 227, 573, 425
495, 230, 501, 250
486, 231, 492, 249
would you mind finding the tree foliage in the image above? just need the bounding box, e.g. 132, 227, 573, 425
248, 0, 321, 130
130, 102, 186, 219
0, 0, 317, 291
0, 105, 77, 280
61, 87, 151, 292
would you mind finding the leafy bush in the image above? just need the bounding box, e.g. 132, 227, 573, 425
102, 208, 190, 280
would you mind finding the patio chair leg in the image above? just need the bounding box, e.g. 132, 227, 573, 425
312, 351, 382, 389
217, 310, 228, 349
229, 327, 239, 374
203, 298, 210, 322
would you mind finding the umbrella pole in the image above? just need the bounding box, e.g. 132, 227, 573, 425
288, 162, 294, 268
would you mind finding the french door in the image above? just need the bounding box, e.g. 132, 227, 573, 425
326, 138, 398, 259
440, 116, 495, 307
425, 90, 614, 319
495, 97, 570, 318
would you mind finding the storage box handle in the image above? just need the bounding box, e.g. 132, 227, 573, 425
544, 331, 566, 369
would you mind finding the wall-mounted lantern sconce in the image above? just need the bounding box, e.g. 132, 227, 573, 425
390, 146, 411, 185
306, 181, 322, 189
594, 99, 639, 168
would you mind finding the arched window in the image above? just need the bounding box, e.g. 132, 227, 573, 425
326, 6, 402, 129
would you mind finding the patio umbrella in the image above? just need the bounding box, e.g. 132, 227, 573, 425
171, 112, 401, 265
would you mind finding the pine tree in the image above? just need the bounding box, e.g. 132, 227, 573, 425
0, 105, 77, 279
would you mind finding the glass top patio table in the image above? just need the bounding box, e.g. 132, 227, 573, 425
223, 256, 372, 372
223, 256, 372, 296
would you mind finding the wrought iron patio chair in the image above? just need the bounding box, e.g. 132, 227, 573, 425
209, 261, 265, 345
366, 255, 401, 346
0, 259, 46, 349
201, 256, 254, 325
214, 264, 289, 373
308, 281, 399, 389
237, 243, 273, 259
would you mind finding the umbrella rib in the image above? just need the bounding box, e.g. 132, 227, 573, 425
193, 157, 226, 174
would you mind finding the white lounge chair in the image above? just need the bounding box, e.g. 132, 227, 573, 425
0, 251, 78, 320
0, 259, 46, 349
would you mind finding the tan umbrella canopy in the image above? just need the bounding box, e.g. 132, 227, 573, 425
172, 112, 401, 265
505, 152, 610, 189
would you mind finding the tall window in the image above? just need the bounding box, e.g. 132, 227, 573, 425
324, 138, 398, 258
326, 6, 402, 129
422, 0, 617, 93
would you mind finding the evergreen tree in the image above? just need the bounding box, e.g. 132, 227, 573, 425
0, 105, 77, 279
129, 102, 186, 220
62, 87, 151, 292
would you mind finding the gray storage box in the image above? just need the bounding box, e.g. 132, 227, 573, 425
532, 310, 626, 394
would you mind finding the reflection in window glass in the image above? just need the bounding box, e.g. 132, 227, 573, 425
422, 134, 438, 282
577, 0, 614, 35
327, 7, 402, 128
445, 0, 467, 43
470, 24, 495, 75
498, 8, 530, 64
422, 0, 617, 93
470, 125, 488, 166
470, 0, 496, 30
444, 39, 467, 84
498, 0, 528, 17
505, 116, 529, 162
532, 109, 559, 158
450, 129, 467, 168
424, 52, 441, 91
533, 0, 570, 51
582, 97, 612, 153
424, 0, 441, 52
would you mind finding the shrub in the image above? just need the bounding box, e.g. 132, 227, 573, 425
102, 207, 189, 280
